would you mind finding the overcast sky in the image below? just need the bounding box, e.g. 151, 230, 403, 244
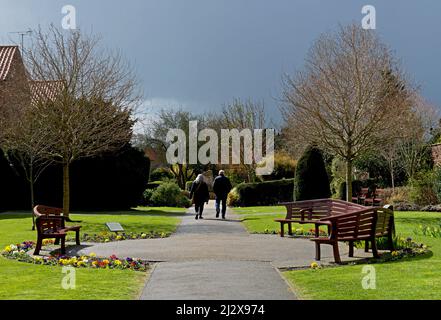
1, 0, 440, 123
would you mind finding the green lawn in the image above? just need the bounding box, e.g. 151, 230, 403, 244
236, 206, 317, 234
232, 206, 286, 215
0, 207, 186, 300
234, 207, 441, 300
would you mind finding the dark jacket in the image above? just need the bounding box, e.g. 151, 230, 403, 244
213, 175, 232, 199
189, 181, 209, 204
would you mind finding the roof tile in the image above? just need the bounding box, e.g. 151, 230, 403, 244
0, 46, 18, 81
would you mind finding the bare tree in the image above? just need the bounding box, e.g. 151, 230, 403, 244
141, 109, 202, 189
25, 26, 141, 217
217, 99, 266, 182
281, 24, 413, 201
379, 141, 401, 192
398, 95, 439, 182
2, 103, 54, 229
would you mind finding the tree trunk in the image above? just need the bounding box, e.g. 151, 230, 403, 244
63, 162, 70, 217
30, 175, 35, 230
293, 165, 297, 202
29, 161, 36, 230
390, 162, 395, 193
346, 159, 353, 202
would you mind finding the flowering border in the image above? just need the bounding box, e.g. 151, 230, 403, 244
255, 229, 431, 267
70, 231, 169, 243
308, 239, 430, 269
2, 241, 149, 272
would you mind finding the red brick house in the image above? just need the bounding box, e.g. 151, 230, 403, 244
0, 46, 31, 118
0, 45, 62, 116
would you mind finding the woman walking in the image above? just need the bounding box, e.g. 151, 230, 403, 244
189, 174, 209, 220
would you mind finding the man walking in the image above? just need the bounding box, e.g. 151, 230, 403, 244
212, 170, 232, 219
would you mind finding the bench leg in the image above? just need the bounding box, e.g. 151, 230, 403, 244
364, 240, 369, 252
315, 224, 320, 237
387, 232, 395, 252
60, 237, 66, 255
315, 242, 321, 261
348, 241, 354, 257
371, 238, 379, 258
332, 243, 341, 264
54, 237, 60, 245
75, 230, 81, 245
280, 223, 284, 237
288, 223, 292, 236
34, 237, 42, 255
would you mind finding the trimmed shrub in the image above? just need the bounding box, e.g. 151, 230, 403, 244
227, 187, 240, 206
176, 192, 192, 208
409, 171, 439, 206
149, 181, 190, 207
228, 179, 294, 207
143, 189, 155, 205
295, 146, 331, 201
146, 181, 164, 190
149, 167, 173, 181
261, 152, 296, 181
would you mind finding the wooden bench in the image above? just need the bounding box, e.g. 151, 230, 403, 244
364, 188, 385, 207
311, 205, 395, 263
275, 199, 366, 237
33, 205, 81, 255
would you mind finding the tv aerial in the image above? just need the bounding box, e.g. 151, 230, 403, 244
9, 29, 32, 52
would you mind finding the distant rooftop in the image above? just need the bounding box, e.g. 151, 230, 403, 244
0, 45, 19, 81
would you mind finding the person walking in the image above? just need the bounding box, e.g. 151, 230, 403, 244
189, 174, 209, 220
212, 170, 232, 219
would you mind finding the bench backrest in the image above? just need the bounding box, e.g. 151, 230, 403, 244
323, 205, 394, 241
280, 199, 365, 221
375, 205, 394, 237
325, 208, 377, 241
35, 216, 64, 235
34, 205, 63, 218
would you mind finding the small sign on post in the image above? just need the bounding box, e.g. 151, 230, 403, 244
105, 222, 124, 233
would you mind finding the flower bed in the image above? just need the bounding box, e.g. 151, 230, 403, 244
2, 241, 149, 272
68, 231, 169, 243
258, 228, 430, 264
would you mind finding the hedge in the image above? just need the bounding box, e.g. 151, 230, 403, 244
0, 145, 150, 211
228, 179, 294, 207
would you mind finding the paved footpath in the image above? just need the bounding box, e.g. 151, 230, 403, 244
74, 203, 367, 300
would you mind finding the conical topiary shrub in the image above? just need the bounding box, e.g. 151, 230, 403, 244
295, 146, 331, 201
